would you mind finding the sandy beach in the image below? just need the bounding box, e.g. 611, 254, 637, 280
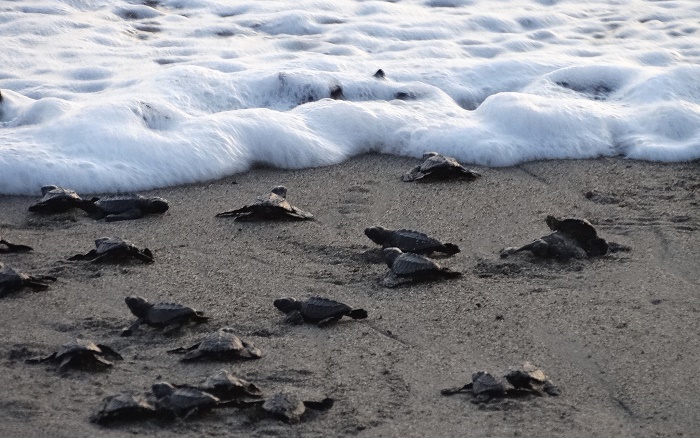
0, 155, 698, 437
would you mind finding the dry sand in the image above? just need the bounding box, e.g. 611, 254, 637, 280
0, 155, 698, 437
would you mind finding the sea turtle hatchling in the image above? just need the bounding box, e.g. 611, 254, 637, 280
216, 186, 314, 221
27, 339, 123, 372
84, 194, 169, 222
364, 226, 460, 255
381, 247, 461, 287
122, 295, 209, 336
28, 185, 93, 214
167, 327, 262, 362
91, 393, 156, 425
402, 152, 481, 182
69, 237, 154, 264
545, 215, 609, 256
0, 237, 33, 253
151, 382, 221, 419
261, 391, 334, 424
0, 263, 56, 297
274, 297, 368, 327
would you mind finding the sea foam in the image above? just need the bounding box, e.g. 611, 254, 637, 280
0, 0, 699, 194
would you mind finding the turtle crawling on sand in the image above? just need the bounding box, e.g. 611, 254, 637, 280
381, 247, 461, 287
0, 237, 33, 253
85, 194, 169, 222
216, 186, 314, 221
27, 339, 123, 372
190, 370, 263, 402
500, 215, 629, 260
365, 226, 460, 255
0, 263, 56, 297
69, 237, 154, 264
274, 296, 368, 327
167, 327, 262, 362
122, 295, 209, 336
402, 152, 481, 182
441, 362, 560, 403
28, 185, 93, 214
261, 391, 334, 424
91, 393, 156, 425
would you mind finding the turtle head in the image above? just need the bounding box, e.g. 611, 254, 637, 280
274, 298, 301, 314
125, 296, 152, 318
588, 237, 609, 257
152, 382, 176, 399
40, 185, 60, 195
144, 197, 169, 214
364, 226, 388, 244
270, 186, 288, 198
545, 215, 560, 231
421, 151, 440, 160
382, 247, 403, 267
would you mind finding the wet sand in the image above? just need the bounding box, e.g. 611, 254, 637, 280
0, 155, 698, 437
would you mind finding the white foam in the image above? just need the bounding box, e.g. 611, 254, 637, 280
0, 0, 699, 194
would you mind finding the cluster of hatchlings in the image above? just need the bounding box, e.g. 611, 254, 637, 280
3, 153, 629, 425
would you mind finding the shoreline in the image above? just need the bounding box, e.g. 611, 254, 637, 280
1, 155, 698, 437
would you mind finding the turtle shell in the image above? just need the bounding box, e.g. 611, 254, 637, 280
28, 186, 83, 213
420, 154, 462, 173
152, 382, 220, 417
199, 370, 263, 401
385, 250, 442, 277
91, 393, 155, 424
94, 237, 132, 255
262, 391, 306, 424
94, 195, 146, 214
471, 371, 507, 396
146, 302, 199, 326
0, 265, 28, 289
546, 216, 598, 242
182, 328, 262, 361
300, 297, 353, 322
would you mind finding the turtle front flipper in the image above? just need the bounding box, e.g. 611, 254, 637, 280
132, 248, 154, 264
241, 341, 263, 359
316, 316, 342, 328
121, 318, 144, 337
69, 249, 98, 261
286, 208, 315, 221
104, 208, 144, 222
96, 345, 123, 361
0, 239, 33, 253
167, 343, 201, 354
216, 206, 252, 218
401, 165, 423, 182
348, 309, 368, 320
25, 352, 57, 364
181, 350, 206, 362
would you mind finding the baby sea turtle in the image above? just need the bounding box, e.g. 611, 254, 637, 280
28, 339, 123, 371
85, 194, 169, 222
274, 297, 368, 327
28, 185, 93, 214
192, 369, 263, 402
216, 186, 314, 221
168, 327, 262, 362
402, 152, 481, 182
122, 295, 209, 336
0, 264, 56, 297
91, 393, 156, 425
0, 237, 33, 253
365, 226, 460, 255
381, 247, 461, 287
69, 237, 154, 264
261, 391, 334, 424
152, 382, 221, 419
442, 363, 560, 403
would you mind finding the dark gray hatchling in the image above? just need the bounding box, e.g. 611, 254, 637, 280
381, 247, 461, 287
0, 263, 56, 297
0, 237, 33, 253
28, 185, 93, 214
273, 297, 368, 327
69, 237, 154, 264
365, 226, 460, 255
122, 295, 209, 336
505, 362, 560, 396
402, 152, 481, 182
167, 327, 262, 362
216, 186, 314, 221
545, 215, 609, 256
27, 339, 123, 372
500, 232, 587, 260
91, 393, 156, 425
152, 382, 221, 419
261, 391, 334, 424
86, 194, 169, 222
193, 369, 263, 402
